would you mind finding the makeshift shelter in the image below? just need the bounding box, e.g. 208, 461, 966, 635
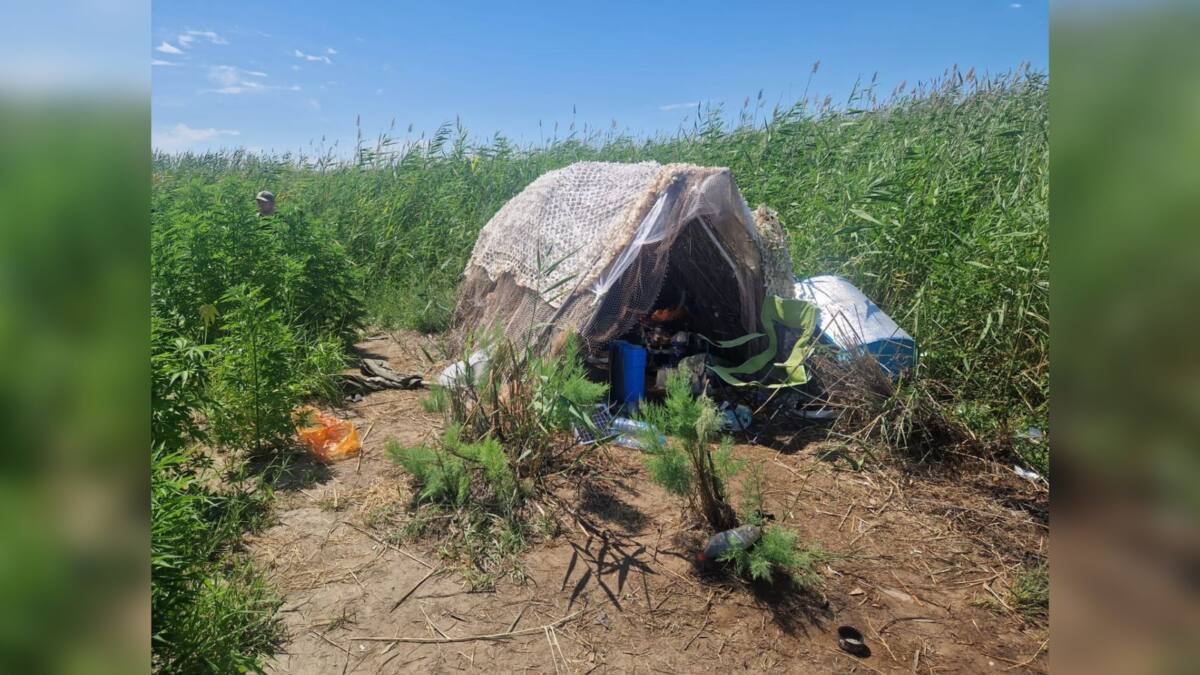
454, 161, 793, 357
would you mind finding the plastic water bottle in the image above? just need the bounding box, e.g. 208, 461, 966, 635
609, 417, 666, 451
697, 524, 762, 564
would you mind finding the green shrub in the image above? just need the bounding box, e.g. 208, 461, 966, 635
387, 440, 471, 507
532, 334, 608, 434
638, 375, 825, 585
390, 424, 523, 510
639, 371, 738, 531
387, 426, 531, 590
644, 438, 693, 498
719, 526, 826, 587
455, 435, 520, 507
151, 156, 365, 674
738, 463, 767, 524
152, 304, 285, 673
433, 334, 606, 485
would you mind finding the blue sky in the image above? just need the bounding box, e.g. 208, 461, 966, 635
151, 1, 1047, 154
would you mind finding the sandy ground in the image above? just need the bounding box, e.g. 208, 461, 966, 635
247, 332, 1048, 674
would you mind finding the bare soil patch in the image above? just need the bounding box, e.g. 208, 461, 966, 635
247, 332, 1048, 673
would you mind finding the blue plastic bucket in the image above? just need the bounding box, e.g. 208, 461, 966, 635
608, 341, 647, 412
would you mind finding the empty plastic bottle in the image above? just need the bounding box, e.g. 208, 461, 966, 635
697, 524, 762, 564
609, 417, 666, 451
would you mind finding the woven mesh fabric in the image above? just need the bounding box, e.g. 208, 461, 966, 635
455, 161, 791, 357
752, 205, 797, 299
466, 161, 662, 304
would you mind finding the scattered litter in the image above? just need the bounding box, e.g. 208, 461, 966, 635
849, 587, 865, 596
437, 349, 490, 388
295, 406, 361, 462
610, 416, 666, 450
344, 358, 423, 393
717, 402, 752, 431
1013, 465, 1045, 484
1015, 426, 1045, 443
836, 626, 870, 657
574, 405, 665, 451
797, 406, 837, 421
675, 353, 708, 394
696, 524, 761, 564
573, 405, 613, 446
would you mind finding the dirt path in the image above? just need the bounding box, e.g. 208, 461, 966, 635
248, 332, 1048, 673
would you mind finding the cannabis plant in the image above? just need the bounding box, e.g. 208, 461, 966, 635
208, 285, 302, 456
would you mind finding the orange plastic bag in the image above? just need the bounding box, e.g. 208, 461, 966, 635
294, 406, 361, 463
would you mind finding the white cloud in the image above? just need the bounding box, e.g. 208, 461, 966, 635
182, 30, 227, 45
659, 101, 699, 111
208, 65, 240, 87
151, 59, 179, 67
152, 123, 239, 152
1009, 2, 1022, 7
291, 64, 302, 71
156, 41, 184, 55
201, 65, 290, 94
376, 88, 384, 95
326, 47, 337, 55
306, 98, 321, 111
294, 49, 331, 64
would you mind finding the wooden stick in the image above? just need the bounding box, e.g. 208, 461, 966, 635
507, 604, 529, 632
390, 566, 443, 612
309, 630, 351, 655
421, 605, 450, 640
682, 616, 709, 651
866, 616, 897, 662
351, 610, 586, 644
1002, 639, 1049, 672
340, 521, 434, 569
356, 421, 374, 473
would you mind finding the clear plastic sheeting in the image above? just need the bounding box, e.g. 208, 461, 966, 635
591, 192, 669, 298
454, 161, 792, 357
